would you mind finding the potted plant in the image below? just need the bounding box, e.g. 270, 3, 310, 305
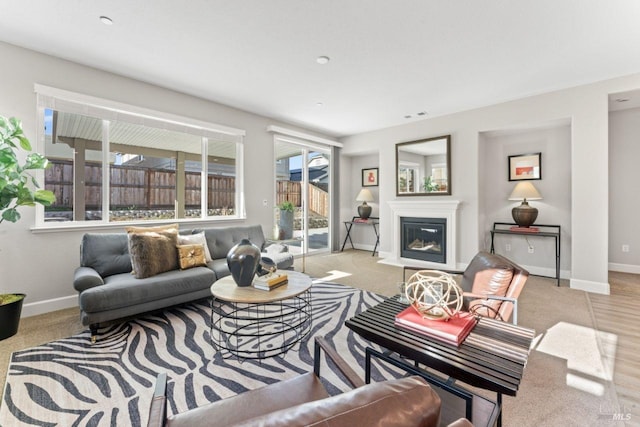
277, 200, 295, 240
0, 294, 27, 340
0, 115, 55, 340
423, 176, 439, 192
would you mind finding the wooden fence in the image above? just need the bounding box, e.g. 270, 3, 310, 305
45, 160, 234, 210
45, 160, 327, 216
276, 181, 302, 207
276, 180, 328, 217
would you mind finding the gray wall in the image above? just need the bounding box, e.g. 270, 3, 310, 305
340, 71, 640, 295
340, 154, 379, 251
479, 125, 572, 278
0, 41, 332, 316
609, 108, 640, 272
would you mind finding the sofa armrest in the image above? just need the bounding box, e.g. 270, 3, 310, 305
232, 376, 441, 427
263, 242, 289, 254
463, 292, 518, 324
73, 267, 105, 293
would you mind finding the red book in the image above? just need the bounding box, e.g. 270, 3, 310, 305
509, 226, 539, 233
394, 306, 478, 346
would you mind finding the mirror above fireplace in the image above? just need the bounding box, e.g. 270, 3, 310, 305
396, 135, 451, 196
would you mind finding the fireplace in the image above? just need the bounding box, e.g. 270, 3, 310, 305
400, 217, 446, 263
385, 200, 459, 270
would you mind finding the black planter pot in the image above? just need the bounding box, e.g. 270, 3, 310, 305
0, 293, 25, 341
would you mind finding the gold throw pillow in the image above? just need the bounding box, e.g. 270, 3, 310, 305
177, 244, 208, 270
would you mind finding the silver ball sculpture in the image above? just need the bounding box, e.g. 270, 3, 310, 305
404, 270, 464, 320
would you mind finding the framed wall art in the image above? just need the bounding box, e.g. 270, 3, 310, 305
508, 153, 541, 181
362, 167, 379, 187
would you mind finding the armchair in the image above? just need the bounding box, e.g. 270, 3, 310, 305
148, 336, 473, 427
403, 251, 529, 325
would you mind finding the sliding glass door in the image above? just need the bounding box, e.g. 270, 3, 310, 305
275, 138, 330, 258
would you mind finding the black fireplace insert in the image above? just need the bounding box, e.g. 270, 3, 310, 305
400, 217, 446, 263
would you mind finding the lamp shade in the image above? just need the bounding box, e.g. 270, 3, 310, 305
356, 189, 374, 202
508, 182, 542, 228
508, 182, 542, 201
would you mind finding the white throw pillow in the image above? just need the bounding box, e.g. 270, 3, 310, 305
264, 243, 287, 255
178, 232, 213, 262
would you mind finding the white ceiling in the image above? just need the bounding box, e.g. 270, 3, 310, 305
2, 1, 640, 138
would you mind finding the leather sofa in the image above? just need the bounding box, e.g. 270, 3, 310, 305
73, 224, 293, 342
148, 336, 473, 427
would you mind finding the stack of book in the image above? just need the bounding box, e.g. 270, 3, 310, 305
394, 306, 478, 346
253, 272, 288, 291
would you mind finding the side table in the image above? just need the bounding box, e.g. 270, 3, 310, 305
210, 271, 312, 359
490, 222, 561, 286
340, 216, 380, 256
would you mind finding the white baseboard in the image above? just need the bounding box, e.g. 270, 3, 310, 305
570, 278, 610, 295
352, 243, 377, 253
21, 294, 78, 318
522, 265, 570, 281
608, 262, 640, 274
378, 250, 392, 259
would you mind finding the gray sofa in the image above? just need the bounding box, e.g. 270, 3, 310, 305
73, 225, 293, 342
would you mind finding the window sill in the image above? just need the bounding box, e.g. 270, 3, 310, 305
30, 215, 247, 234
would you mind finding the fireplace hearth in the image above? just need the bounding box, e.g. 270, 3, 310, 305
401, 217, 446, 263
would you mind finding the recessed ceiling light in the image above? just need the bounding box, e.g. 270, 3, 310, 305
616, 98, 630, 103
404, 115, 412, 119
99, 16, 113, 25
417, 111, 428, 116
316, 56, 330, 65
316, 102, 324, 107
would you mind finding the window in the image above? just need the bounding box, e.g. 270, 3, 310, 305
430, 163, 447, 191
398, 161, 419, 193
37, 86, 244, 226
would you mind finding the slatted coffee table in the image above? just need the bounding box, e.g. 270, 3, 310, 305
345, 296, 534, 427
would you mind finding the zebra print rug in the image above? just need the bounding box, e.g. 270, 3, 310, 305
1, 282, 397, 426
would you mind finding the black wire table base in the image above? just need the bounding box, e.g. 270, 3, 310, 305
210, 289, 312, 360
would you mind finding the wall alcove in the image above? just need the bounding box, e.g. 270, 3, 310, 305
478, 119, 572, 279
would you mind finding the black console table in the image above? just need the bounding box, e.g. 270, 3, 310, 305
490, 222, 561, 286
341, 216, 380, 256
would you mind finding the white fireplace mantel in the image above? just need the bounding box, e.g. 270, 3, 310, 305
383, 200, 461, 270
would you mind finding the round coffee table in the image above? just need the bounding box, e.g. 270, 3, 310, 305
210, 271, 312, 359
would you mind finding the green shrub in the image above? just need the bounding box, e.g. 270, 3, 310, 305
278, 201, 295, 212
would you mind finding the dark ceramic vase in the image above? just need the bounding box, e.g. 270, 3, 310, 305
226, 239, 261, 286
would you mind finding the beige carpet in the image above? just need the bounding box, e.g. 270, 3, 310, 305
1, 249, 636, 426
304, 250, 630, 427
505, 277, 621, 426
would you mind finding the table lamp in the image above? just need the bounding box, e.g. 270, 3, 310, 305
508, 182, 542, 227
356, 189, 374, 219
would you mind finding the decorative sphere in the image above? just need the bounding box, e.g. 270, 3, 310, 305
405, 270, 463, 320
